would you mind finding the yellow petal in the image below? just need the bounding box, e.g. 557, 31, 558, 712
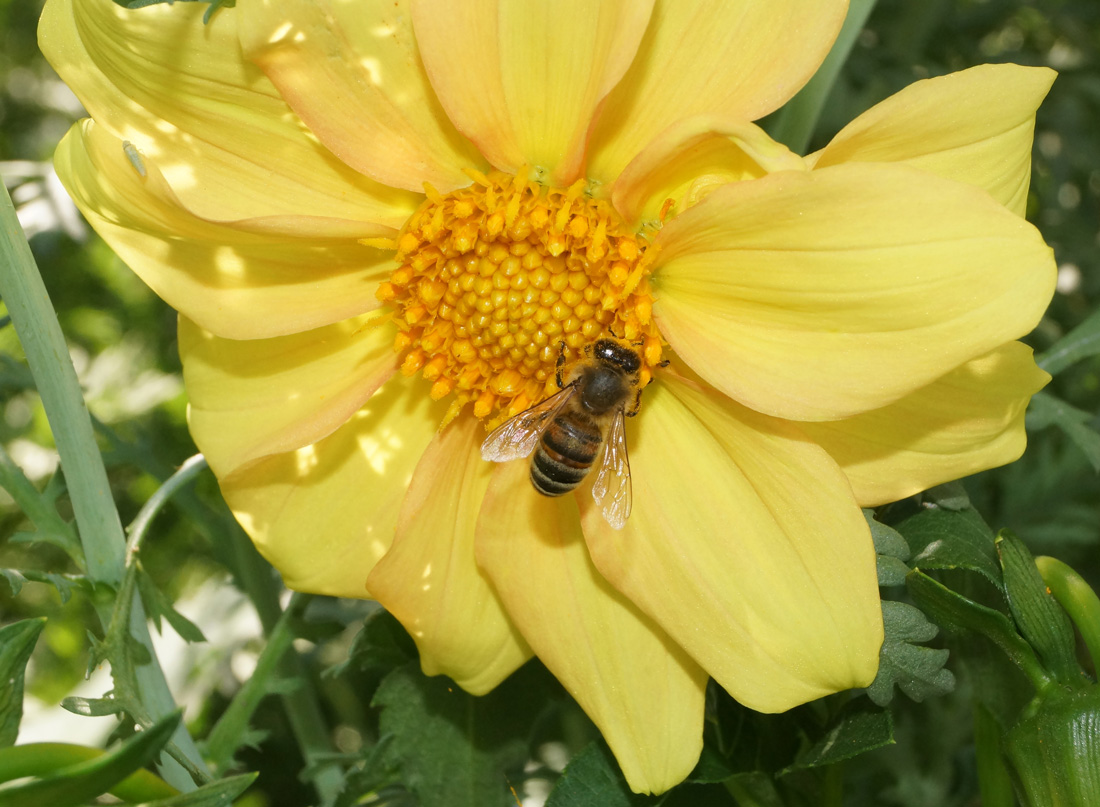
220, 378, 444, 599
366, 417, 532, 695
410, 0, 653, 186
581, 372, 883, 713
585, 0, 848, 184
652, 162, 1056, 421
55, 120, 392, 340
476, 461, 706, 795
180, 313, 400, 479
39, 0, 416, 236
810, 64, 1056, 217
238, 0, 485, 193
611, 116, 806, 227
802, 342, 1049, 507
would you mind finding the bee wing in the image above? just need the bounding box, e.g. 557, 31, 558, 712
480, 385, 576, 463
591, 408, 632, 529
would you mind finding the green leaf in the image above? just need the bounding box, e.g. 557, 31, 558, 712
866, 601, 955, 706
0, 711, 181, 807
328, 608, 416, 680
0, 446, 82, 565
373, 663, 544, 807
1036, 306, 1100, 376
136, 568, 206, 643
334, 736, 405, 807
545, 742, 653, 807
134, 772, 257, 806
724, 772, 785, 807
0, 743, 179, 801
60, 696, 123, 717
996, 532, 1080, 684
0, 568, 90, 604
895, 504, 1003, 591
783, 701, 894, 772
0, 618, 46, 748
1026, 391, 1100, 472
922, 481, 971, 511
865, 510, 911, 587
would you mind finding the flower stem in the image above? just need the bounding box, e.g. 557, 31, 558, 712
973, 704, 1014, 807
1035, 555, 1100, 674
767, 0, 880, 154
0, 177, 206, 790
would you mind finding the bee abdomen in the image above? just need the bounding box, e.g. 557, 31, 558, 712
530, 417, 600, 497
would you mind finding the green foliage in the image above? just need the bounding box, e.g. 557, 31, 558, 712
1026, 391, 1100, 472
545, 743, 649, 807
0, 618, 45, 748
867, 602, 955, 707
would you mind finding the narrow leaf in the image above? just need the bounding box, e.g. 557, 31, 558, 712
60, 696, 123, 717
135, 772, 257, 807
1026, 392, 1100, 472
1036, 307, 1100, 376
0, 618, 46, 747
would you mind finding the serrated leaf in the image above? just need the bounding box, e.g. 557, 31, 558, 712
61, 696, 123, 717
1, 568, 90, 604
545, 742, 654, 807
0, 711, 180, 807
373, 663, 546, 807
0, 447, 82, 564
328, 609, 416, 680
135, 772, 257, 807
1036, 307, 1100, 376
895, 505, 1002, 591
0, 618, 46, 747
334, 736, 403, 807
783, 702, 894, 773
1026, 392, 1100, 472
864, 511, 912, 586
997, 532, 1079, 683
866, 601, 955, 706
136, 569, 206, 643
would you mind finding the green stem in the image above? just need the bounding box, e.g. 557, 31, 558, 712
0, 177, 206, 790
1036, 556, 1100, 674
822, 763, 844, 807
126, 454, 208, 558
0, 743, 179, 802
767, 0, 879, 154
205, 592, 308, 770
973, 704, 1014, 807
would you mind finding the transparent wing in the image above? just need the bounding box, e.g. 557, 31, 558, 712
591, 408, 632, 529
480, 385, 576, 462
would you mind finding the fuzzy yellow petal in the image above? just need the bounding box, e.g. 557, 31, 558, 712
802, 342, 1049, 507
238, 0, 485, 193
220, 379, 443, 599
611, 117, 806, 227
585, 0, 848, 184
410, 0, 653, 186
811, 64, 1056, 216
39, 0, 415, 236
476, 461, 707, 795
581, 372, 883, 713
366, 417, 532, 695
55, 120, 392, 340
180, 313, 399, 479
652, 162, 1056, 422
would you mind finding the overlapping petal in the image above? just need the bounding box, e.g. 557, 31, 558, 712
802, 342, 1049, 507
476, 461, 707, 795
580, 372, 882, 713
366, 418, 532, 695
611, 117, 806, 227
585, 0, 847, 184
55, 120, 392, 340
180, 314, 400, 479
810, 64, 1056, 216
652, 162, 1056, 422
238, 0, 486, 193
220, 378, 444, 599
40, 0, 416, 235
410, 0, 653, 186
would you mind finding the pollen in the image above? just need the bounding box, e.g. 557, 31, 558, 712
380, 170, 662, 427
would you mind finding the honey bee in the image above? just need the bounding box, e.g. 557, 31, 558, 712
480, 338, 646, 529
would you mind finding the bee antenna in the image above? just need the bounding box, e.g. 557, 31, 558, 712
608, 325, 621, 339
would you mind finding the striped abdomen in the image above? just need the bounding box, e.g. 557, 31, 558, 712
530, 411, 603, 496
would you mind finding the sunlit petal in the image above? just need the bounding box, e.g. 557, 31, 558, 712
367, 417, 532, 695
55, 120, 391, 340
180, 313, 400, 479
220, 378, 444, 599
810, 64, 1056, 216
802, 342, 1049, 506
581, 372, 883, 712
477, 461, 707, 795
238, 0, 485, 193
411, 0, 653, 186
586, 0, 847, 184
652, 162, 1056, 421
39, 0, 416, 235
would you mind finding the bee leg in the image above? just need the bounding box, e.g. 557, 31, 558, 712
657, 359, 670, 368
626, 388, 643, 417
555, 341, 567, 389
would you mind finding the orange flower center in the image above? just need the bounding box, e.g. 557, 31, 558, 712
377, 170, 663, 427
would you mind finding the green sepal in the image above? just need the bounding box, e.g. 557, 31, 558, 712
0, 618, 46, 748
996, 532, 1081, 685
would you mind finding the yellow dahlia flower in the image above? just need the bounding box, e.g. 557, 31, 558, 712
41, 0, 1056, 793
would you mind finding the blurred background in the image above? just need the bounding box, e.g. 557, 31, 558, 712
2, 1, 1099, 805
